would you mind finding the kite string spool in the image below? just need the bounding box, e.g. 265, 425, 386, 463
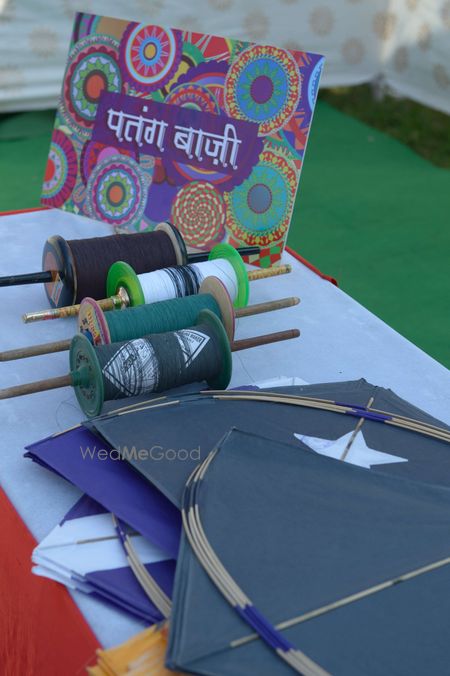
68, 230, 178, 302
137, 260, 239, 304
105, 294, 222, 343
94, 320, 226, 402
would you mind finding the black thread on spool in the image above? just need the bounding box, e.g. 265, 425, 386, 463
68, 231, 177, 302
94, 323, 224, 401
162, 266, 202, 298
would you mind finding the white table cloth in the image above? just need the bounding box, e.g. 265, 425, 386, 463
0, 208, 449, 647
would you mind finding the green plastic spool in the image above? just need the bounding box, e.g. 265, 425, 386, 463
196, 309, 232, 390
208, 243, 249, 309
69, 333, 105, 418
106, 261, 145, 307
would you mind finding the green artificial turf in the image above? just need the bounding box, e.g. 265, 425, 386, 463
0, 102, 448, 367
321, 85, 450, 169
0, 110, 55, 209
290, 101, 450, 368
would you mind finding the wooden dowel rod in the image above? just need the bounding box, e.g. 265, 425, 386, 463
247, 264, 291, 281
235, 296, 299, 318
232, 328, 300, 351
0, 339, 72, 362
0, 373, 73, 400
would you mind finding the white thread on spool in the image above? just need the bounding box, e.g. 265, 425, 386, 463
191, 261, 238, 300
137, 259, 239, 304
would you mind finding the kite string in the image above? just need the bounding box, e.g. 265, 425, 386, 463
69, 230, 177, 303
106, 294, 221, 343
94, 321, 225, 402
137, 259, 239, 304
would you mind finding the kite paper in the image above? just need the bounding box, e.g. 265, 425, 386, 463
25, 424, 181, 559
91, 379, 450, 508
41, 12, 324, 266
167, 428, 450, 675
33, 494, 176, 623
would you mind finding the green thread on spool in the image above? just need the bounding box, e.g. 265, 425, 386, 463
70, 309, 232, 416
106, 295, 222, 343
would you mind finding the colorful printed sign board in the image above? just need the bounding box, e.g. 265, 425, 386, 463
42, 14, 324, 266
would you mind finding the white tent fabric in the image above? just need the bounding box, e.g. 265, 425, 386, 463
0, 0, 449, 114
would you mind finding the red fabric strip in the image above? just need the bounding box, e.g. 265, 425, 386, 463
0, 488, 100, 676
285, 246, 338, 286
0, 206, 49, 217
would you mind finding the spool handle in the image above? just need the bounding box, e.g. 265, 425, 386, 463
247, 264, 291, 281
22, 290, 129, 323
0, 270, 54, 287
235, 296, 299, 318
0, 368, 88, 400
0, 373, 73, 400
0, 339, 72, 362
232, 328, 300, 352
188, 246, 260, 263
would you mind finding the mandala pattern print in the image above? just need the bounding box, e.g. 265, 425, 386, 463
86, 155, 150, 228
224, 146, 298, 246
42, 129, 78, 207
224, 44, 301, 136
120, 24, 183, 93
60, 35, 122, 137
171, 181, 226, 249
43, 14, 323, 265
